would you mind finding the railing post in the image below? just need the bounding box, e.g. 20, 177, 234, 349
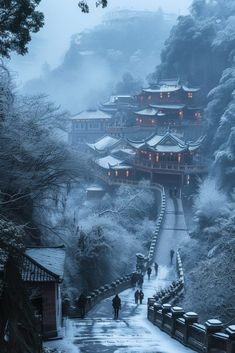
226, 325, 235, 353
171, 306, 185, 337
147, 298, 155, 320
183, 312, 199, 345
205, 319, 223, 353
154, 302, 162, 322
161, 304, 172, 330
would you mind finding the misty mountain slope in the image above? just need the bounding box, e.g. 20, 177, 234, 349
23, 9, 176, 112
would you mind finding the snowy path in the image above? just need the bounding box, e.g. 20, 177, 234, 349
44, 190, 193, 353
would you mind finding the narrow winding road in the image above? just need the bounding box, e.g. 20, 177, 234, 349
45, 189, 194, 353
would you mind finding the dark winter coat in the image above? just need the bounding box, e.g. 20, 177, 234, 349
77, 293, 87, 308
112, 295, 121, 309
147, 267, 152, 275
134, 290, 140, 299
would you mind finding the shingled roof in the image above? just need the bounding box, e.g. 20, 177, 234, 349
21, 246, 66, 283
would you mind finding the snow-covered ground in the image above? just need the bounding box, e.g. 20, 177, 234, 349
44, 190, 193, 353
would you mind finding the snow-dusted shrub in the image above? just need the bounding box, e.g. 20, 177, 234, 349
193, 178, 230, 230
40, 183, 157, 296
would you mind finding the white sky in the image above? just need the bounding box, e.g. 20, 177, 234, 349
9, 0, 192, 83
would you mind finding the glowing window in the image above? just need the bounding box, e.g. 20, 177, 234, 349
148, 153, 152, 160
115, 170, 118, 177
179, 110, 184, 119
195, 112, 201, 119
160, 92, 163, 99
108, 171, 111, 176
126, 170, 129, 177
188, 92, 193, 99
156, 153, 159, 162
167, 92, 171, 98
148, 95, 152, 101
178, 154, 181, 163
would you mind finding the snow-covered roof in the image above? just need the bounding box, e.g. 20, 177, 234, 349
88, 135, 120, 152
142, 81, 200, 94
109, 95, 132, 103
86, 186, 105, 192
182, 85, 200, 92
25, 246, 66, 280
111, 148, 135, 156
96, 155, 123, 169
143, 85, 181, 93
150, 104, 186, 110
95, 155, 132, 169
71, 110, 112, 120
134, 107, 158, 116
128, 131, 202, 153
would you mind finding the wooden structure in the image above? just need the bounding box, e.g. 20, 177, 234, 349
70, 109, 112, 145
21, 246, 66, 339
135, 78, 202, 126
0, 249, 42, 353
99, 95, 137, 114
127, 131, 205, 185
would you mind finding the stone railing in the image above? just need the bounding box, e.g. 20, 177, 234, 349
148, 251, 184, 306
147, 252, 235, 353
147, 302, 235, 353
69, 183, 166, 318
147, 185, 166, 264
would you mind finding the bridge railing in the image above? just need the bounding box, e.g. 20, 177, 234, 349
147, 301, 235, 353
147, 251, 235, 353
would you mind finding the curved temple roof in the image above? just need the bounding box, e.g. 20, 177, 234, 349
128, 131, 203, 153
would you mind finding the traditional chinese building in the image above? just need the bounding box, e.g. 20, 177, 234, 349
21, 246, 66, 339
135, 78, 202, 127
88, 135, 135, 180
89, 132, 206, 186
87, 135, 122, 156
0, 250, 42, 353
127, 131, 205, 185
70, 109, 112, 145
99, 95, 137, 114
94, 155, 134, 180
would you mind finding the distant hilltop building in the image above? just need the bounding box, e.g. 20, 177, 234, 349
135, 78, 202, 126
99, 95, 137, 114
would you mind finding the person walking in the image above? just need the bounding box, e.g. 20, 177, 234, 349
154, 262, 158, 276
134, 289, 140, 304
112, 294, 121, 319
174, 187, 177, 197
138, 274, 144, 289
147, 267, 152, 280
77, 292, 87, 319
139, 290, 144, 304
170, 249, 175, 264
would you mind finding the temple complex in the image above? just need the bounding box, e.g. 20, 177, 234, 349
70, 78, 204, 147
89, 131, 206, 186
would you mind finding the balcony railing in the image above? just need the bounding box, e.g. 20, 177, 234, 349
134, 159, 207, 174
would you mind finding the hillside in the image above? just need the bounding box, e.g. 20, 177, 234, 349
23, 9, 176, 113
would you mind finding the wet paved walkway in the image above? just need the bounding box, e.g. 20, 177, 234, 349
45, 190, 193, 353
